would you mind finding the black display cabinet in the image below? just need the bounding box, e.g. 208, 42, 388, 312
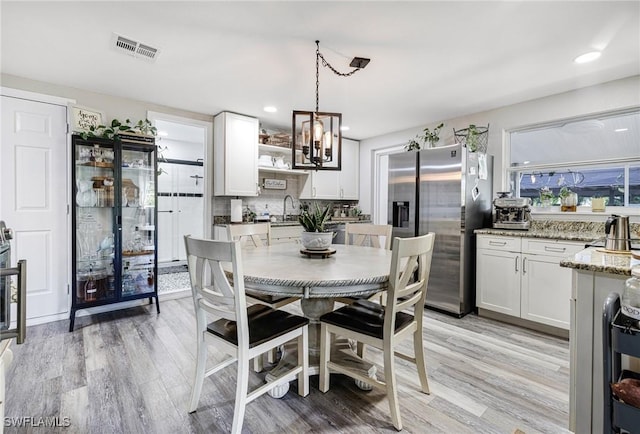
70, 133, 159, 331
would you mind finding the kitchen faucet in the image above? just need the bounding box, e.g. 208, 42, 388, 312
283, 194, 295, 221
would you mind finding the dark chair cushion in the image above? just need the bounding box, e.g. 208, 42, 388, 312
319, 299, 414, 340
207, 304, 309, 348
245, 289, 295, 305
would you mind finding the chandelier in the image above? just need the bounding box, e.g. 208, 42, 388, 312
292, 40, 369, 170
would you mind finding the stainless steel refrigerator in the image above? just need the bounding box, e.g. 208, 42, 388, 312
388, 144, 493, 316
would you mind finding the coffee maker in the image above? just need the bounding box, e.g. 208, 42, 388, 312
493, 193, 531, 230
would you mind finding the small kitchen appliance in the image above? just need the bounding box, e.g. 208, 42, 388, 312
493, 196, 531, 230
605, 214, 631, 252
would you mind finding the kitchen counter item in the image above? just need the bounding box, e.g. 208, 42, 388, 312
605, 214, 632, 252
493, 197, 531, 230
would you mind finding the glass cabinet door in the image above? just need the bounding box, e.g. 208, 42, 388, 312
120, 145, 157, 297
73, 141, 116, 304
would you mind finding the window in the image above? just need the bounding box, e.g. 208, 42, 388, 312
508, 109, 640, 207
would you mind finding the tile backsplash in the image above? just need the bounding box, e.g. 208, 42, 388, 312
212, 172, 359, 223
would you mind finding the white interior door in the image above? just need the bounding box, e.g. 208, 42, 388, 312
156, 162, 204, 262
0, 94, 69, 322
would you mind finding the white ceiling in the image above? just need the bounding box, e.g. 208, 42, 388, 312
2, 1, 639, 140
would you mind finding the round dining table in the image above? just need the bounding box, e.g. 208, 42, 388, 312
223, 243, 393, 397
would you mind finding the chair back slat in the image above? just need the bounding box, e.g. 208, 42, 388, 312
227, 223, 271, 248
184, 235, 248, 326
345, 223, 393, 250
385, 233, 435, 328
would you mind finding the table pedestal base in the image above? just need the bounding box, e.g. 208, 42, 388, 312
265, 297, 376, 398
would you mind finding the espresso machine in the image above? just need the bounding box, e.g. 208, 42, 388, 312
493, 193, 531, 230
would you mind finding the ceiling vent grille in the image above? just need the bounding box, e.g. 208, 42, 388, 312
112, 33, 159, 62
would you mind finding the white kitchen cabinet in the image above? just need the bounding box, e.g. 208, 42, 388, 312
476, 236, 522, 316
271, 225, 302, 245
476, 234, 583, 330
299, 138, 359, 200
213, 112, 259, 196
340, 138, 359, 199
520, 239, 582, 329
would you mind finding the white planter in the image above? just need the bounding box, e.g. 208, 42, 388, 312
300, 231, 334, 250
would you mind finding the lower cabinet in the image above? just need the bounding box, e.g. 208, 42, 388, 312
271, 225, 302, 245
213, 224, 302, 245
476, 234, 583, 330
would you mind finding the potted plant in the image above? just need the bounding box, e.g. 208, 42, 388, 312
78, 118, 157, 140
405, 123, 444, 151
559, 186, 578, 212
539, 186, 554, 207
298, 203, 334, 250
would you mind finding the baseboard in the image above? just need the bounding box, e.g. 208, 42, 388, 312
478, 308, 569, 339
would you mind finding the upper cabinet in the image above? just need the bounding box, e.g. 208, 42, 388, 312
300, 138, 359, 200
214, 112, 259, 196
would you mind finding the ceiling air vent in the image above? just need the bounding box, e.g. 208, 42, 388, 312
112, 33, 159, 62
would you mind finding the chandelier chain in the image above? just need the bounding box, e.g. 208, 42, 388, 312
315, 40, 363, 113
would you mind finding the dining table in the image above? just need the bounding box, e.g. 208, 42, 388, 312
222, 242, 393, 397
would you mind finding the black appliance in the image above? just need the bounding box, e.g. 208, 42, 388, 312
0, 220, 26, 343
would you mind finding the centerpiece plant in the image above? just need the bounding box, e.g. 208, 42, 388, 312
298, 203, 332, 232
298, 203, 334, 250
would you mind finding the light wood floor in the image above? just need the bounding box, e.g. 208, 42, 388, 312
4, 297, 570, 433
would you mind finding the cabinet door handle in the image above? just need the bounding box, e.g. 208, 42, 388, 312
340, 188, 344, 198
522, 257, 527, 274
312, 187, 316, 197
515, 255, 519, 272
544, 246, 566, 253
489, 240, 507, 246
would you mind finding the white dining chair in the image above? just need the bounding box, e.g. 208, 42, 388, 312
318, 232, 435, 431
184, 235, 309, 434
344, 223, 393, 249
337, 223, 394, 305
227, 223, 297, 307
227, 223, 299, 371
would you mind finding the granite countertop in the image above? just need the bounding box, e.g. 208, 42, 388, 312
559, 247, 640, 276
474, 228, 599, 242
474, 220, 633, 243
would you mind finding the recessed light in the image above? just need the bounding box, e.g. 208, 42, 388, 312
340, 125, 350, 131
574, 51, 601, 64
614, 128, 628, 132
157, 131, 168, 137
263, 106, 277, 113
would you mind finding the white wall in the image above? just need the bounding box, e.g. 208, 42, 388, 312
359, 75, 640, 215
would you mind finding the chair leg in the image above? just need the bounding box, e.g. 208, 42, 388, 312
297, 326, 309, 397
232, 352, 250, 434
188, 332, 208, 413
267, 347, 277, 364
384, 348, 402, 431
413, 329, 430, 394
253, 355, 263, 373
319, 323, 331, 393
356, 341, 366, 359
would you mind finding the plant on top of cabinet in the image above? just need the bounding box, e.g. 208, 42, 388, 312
454, 124, 489, 153
405, 123, 444, 151
77, 118, 157, 140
